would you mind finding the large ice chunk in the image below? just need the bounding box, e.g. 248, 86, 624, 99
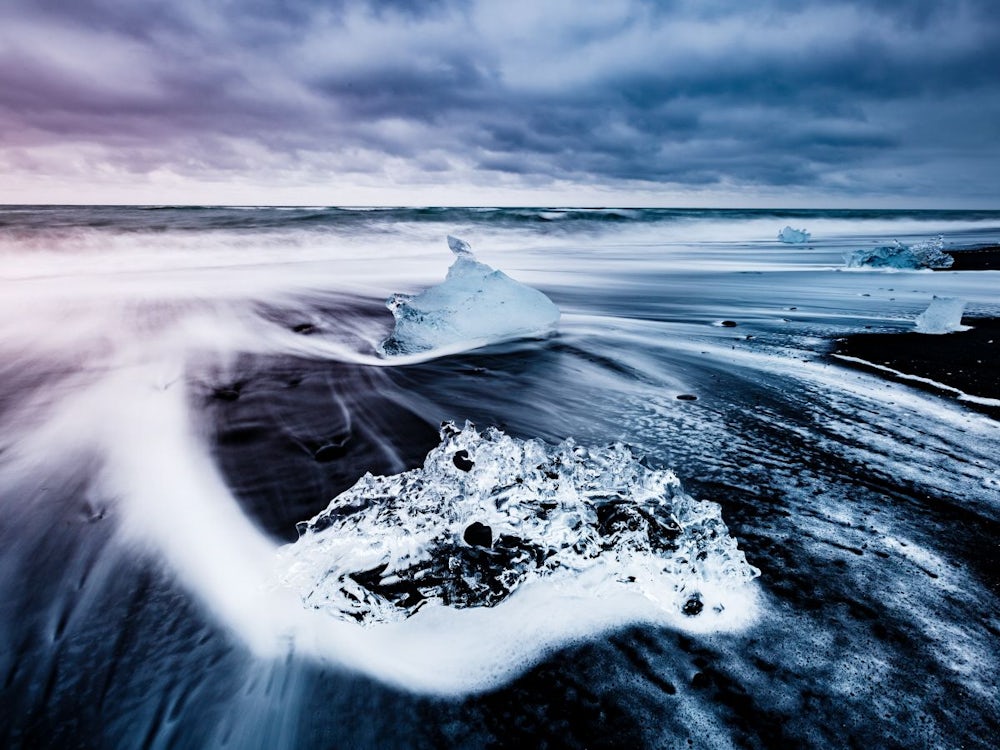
379, 236, 560, 355
778, 226, 810, 244
277, 422, 760, 626
915, 296, 967, 334
846, 236, 953, 270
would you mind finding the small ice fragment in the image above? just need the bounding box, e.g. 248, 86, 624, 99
915, 296, 967, 334
846, 236, 953, 270
380, 236, 560, 355
447, 235, 474, 257
778, 226, 810, 244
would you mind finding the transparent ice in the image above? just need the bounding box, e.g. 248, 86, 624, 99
915, 296, 967, 334
379, 236, 560, 355
778, 226, 810, 244
277, 422, 760, 626
846, 236, 953, 270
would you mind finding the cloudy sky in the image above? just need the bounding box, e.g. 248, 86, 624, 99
0, 0, 997, 207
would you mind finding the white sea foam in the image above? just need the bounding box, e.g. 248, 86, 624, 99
0, 311, 759, 695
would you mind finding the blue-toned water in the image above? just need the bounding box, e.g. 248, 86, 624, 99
1, 206, 998, 748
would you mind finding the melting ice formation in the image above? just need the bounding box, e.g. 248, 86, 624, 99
379, 236, 560, 355
279, 423, 760, 627
778, 226, 811, 244
846, 236, 954, 270
915, 296, 967, 334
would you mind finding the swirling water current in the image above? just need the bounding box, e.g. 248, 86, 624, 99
1, 206, 998, 748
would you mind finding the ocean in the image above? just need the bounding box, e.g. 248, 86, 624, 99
1, 205, 998, 748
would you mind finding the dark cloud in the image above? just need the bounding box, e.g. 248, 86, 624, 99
0, 0, 996, 203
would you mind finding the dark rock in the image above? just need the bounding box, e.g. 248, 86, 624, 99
453, 449, 474, 471
292, 322, 317, 334
691, 671, 711, 689
720, 320, 737, 327
682, 595, 704, 616
213, 387, 241, 402
676, 394, 698, 401
464, 521, 493, 548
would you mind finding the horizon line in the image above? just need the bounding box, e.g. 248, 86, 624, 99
1, 203, 997, 212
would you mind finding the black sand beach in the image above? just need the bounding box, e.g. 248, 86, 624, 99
945, 246, 1000, 271
831, 317, 1000, 416
831, 242, 1000, 416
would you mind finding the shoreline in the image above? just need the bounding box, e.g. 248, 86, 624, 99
830, 317, 1000, 418
943, 245, 1000, 271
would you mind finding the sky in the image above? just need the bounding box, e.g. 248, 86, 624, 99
0, 0, 997, 207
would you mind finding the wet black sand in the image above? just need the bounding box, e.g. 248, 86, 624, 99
831, 317, 1000, 417
944, 246, 1000, 271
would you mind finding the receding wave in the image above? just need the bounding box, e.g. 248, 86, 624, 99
1, 205, 998, 746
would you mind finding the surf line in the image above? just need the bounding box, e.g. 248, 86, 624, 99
831, 354, 1000, 408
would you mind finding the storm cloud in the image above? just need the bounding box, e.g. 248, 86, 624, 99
0, 0, 997, 204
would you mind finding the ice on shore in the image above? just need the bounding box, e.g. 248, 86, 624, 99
915, 296, 967, 334
846, 236, 953, 270
277, 422, 760, 626
379, 236, 560, 355
778, 226, 810, 244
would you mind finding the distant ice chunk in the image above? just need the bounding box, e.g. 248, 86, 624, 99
379, 236, 560, 355
277, 422, 760, 626
846, 236, 953, 270
778, 226, 810, 244
915, 296, 967, 334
